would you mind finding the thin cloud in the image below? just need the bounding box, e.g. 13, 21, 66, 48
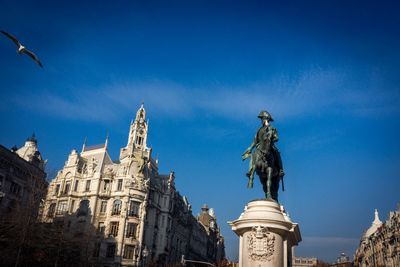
12, 68, 400, 122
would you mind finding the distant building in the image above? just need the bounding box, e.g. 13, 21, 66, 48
0, 135, 47, 218
41, 104, 225, 267
354, 207, 400, 267
292, 256, 318, 266
330, 253, 352, 267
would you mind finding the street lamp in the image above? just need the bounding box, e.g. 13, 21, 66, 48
141, 246, 149, 267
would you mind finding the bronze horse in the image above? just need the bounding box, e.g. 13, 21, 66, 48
242, 111, 284, 201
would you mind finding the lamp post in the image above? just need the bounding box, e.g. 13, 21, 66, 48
141, 246, 149, 267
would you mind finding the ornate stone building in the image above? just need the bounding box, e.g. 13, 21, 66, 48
354, 207, 400, 267
41, 104, 225, 267
0, 135, 47, 217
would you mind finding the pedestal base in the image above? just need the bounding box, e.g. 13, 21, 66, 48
228, 199, 301, 267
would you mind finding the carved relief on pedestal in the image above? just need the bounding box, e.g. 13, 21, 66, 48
247, 226, 275, 262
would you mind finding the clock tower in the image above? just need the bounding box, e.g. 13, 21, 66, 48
120, 103, 150, 161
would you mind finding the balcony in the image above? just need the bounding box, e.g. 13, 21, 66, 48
99, 189, 111, 197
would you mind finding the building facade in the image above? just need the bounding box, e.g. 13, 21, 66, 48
41, 104, 225, 267
292, 256, 318, 267
0, 135, 47, 218
354, 207, 400, 267
330, 253, 352, 267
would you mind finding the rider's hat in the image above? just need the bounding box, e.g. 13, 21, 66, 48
257, 110, 274, 121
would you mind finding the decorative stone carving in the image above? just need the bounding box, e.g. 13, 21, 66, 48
104, 167, 115, 178
87, 157, 98, 175
247, 226, 275, 261
229, 199, 301, 267
168, 171, 175, 189
136, 156, 148, 175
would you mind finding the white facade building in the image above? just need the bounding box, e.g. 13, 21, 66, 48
354, 207, 400, 267
42, 104, 225, 267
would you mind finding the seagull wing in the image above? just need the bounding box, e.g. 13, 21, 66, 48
1, 30, 21, 47
22, 48, 43, 67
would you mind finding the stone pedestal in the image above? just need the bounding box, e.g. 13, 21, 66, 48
228, 199, 301, 267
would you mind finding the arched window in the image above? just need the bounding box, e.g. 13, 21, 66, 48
77, 199, 90, 216
112, 199, 122, 215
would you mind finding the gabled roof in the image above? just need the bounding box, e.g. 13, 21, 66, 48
83, 143, 106, 152
80, 143, 113, 173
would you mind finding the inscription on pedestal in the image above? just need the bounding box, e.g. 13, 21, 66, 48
247, 226, 275, 261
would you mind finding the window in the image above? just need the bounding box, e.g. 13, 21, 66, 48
56, 201, 68, 215
123, 245, 135, 259
106, 243, 116, 258
117, 179, 123, 191
102, 180, 110, 192
109, 222, 119, 237
100, 200, 107, 213
98, 222, 105, 234
55, 184, 60, 195
126, 223, 137, 238
64, 182, 71, 194
112, 199, 122, 215
77, 199, 89, 216
74, 180, 79, 192
128, 200, 140, 217
85, 180, 91, 191
47, 203, 56, 217
93, 242, 101, 257
10, 182, 21, 196
135, 136, 143, 145
69, 200, 75, 213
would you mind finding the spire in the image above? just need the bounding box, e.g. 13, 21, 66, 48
126, 103, 148, 148
135, 102, 146, 122
27, 132, 37, 144
82, 137, 87, 152
105, 132, 109, 149
373, 209, 382, 226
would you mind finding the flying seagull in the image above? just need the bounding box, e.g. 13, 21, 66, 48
1, 30, 43, 67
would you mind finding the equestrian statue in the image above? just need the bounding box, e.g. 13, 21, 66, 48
242, 111, 285, 201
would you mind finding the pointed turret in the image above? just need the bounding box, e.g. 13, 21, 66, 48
82, 137, 87, 152
120, 103, 151, 161
127, 103, 148, 149
105, 132, 109, 149
363, 208, 383, 238
373, 208, 382, 226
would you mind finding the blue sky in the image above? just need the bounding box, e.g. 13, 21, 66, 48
1, 0, 400, 263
